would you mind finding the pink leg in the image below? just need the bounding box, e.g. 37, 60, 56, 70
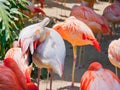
71, 46, 77, 87
49, 69, 53, 90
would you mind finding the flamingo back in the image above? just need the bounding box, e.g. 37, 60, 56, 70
103, 4, 120, 16
70, 6, 103, 24
70, 5, 110, 35
108, 39, 120, 68
80, 62, 120, 90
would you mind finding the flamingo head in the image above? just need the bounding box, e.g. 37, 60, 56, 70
18, 17, 50, 55
88, 62, 103, 71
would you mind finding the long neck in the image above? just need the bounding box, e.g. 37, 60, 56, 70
39, 28, 47, 42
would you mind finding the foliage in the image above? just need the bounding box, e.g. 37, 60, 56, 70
0, 0, 28, 59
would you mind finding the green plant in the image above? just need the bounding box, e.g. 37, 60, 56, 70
0, 0, 28, 59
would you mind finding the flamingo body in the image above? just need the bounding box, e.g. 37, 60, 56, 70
103, 3, 120, 24
80, 62, 120, 90
108, 38, 120, 68
0, 65, 24, 90
53, 16, 100, 51
2, 47, 38, 90
70, 6, 111, 37
5, 48, 29, 75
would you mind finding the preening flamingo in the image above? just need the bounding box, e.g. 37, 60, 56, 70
0, 57, 38, 90
5, 47, 30, 78
70, 5, 112, 41
53, 16, 100, 87
80, 62, 120, 90
103, 1, 120, 31
18, 17, 66, 90
4, 47, 38, 90
108, 38, 120, 76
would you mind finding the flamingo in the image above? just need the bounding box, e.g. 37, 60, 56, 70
70, 5, 112, 41
53, 16, 101, 87
80, 62, 120, 90
0, 57, 38, 90
108, 38, 120, 76
23, 0, 46, 18
4, 46, 38, 90
18, 17, 66, 90
5, 48, 30, 79
103, 1, 120, 32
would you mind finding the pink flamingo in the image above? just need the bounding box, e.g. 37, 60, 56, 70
53, 16, 101, 87
80, 62, 120, 90
108, 38, 120, 76
70, 5, 112, 41
103, 1, 120, 31
0, 47, 38, 90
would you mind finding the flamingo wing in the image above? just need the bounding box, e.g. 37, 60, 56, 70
3, 58, 27, 90
0, 65, 24, 90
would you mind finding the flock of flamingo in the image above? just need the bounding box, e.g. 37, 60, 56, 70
0, 0, 120, 90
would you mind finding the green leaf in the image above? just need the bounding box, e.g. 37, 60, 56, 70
0, 0, 29, 58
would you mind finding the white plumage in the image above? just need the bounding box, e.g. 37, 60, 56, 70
33, 27, 66, 77
18, 17, 66, 90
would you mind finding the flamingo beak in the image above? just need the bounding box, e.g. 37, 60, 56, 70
33, 40, 40, 50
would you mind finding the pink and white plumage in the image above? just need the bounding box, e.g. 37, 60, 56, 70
18, 17, 66, 90
103, 3, 120, 27
70, 5, 111, 40
108, 38, 120, 70
53, 16, 100, 52
80, 62, 120, 90
25, 0, 45, 16
32, 27, 66, 77
18, 18, 50, 55
2, 47, 38, 90
4, 48, 30, 79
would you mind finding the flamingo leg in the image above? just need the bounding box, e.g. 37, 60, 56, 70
115, 66, 118, 77
71, 46, 77, 87
78, 47, 85, 66
46, 70, 49, 90
38, 68, 41, 90
49, 69, 53, 90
